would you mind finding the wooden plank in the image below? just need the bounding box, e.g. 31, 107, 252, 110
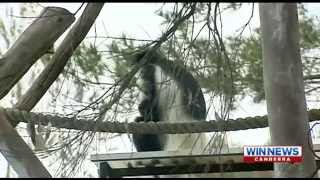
91, 147, 243, 161
91, 145, 320, 177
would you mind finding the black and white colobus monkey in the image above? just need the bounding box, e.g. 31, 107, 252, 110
131, 49, 207, 153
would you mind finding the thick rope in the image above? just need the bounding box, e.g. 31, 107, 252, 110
2, 107, 320, 134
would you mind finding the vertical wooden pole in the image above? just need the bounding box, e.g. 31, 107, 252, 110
259, 3, 317, 177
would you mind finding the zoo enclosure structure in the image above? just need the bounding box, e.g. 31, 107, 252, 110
2, 107, 320, 177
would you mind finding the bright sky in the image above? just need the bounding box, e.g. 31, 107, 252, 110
1, 3, 320, 177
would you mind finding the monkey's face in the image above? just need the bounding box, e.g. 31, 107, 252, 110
127, 49, 147, 66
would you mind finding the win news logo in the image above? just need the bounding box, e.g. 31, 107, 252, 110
243, 146, 302, 163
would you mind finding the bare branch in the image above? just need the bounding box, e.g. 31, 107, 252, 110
0, 7, 75, 99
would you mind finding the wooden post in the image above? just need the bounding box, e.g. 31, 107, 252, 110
259, 3, 317, 177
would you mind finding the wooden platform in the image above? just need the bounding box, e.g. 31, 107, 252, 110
90, 145, 320, 177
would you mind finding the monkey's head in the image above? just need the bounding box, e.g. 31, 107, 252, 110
128, 47, 163, 66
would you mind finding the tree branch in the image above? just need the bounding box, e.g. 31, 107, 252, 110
0, 7, 75, 99
14, 3, 104, 113
0, 110, 51, 177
